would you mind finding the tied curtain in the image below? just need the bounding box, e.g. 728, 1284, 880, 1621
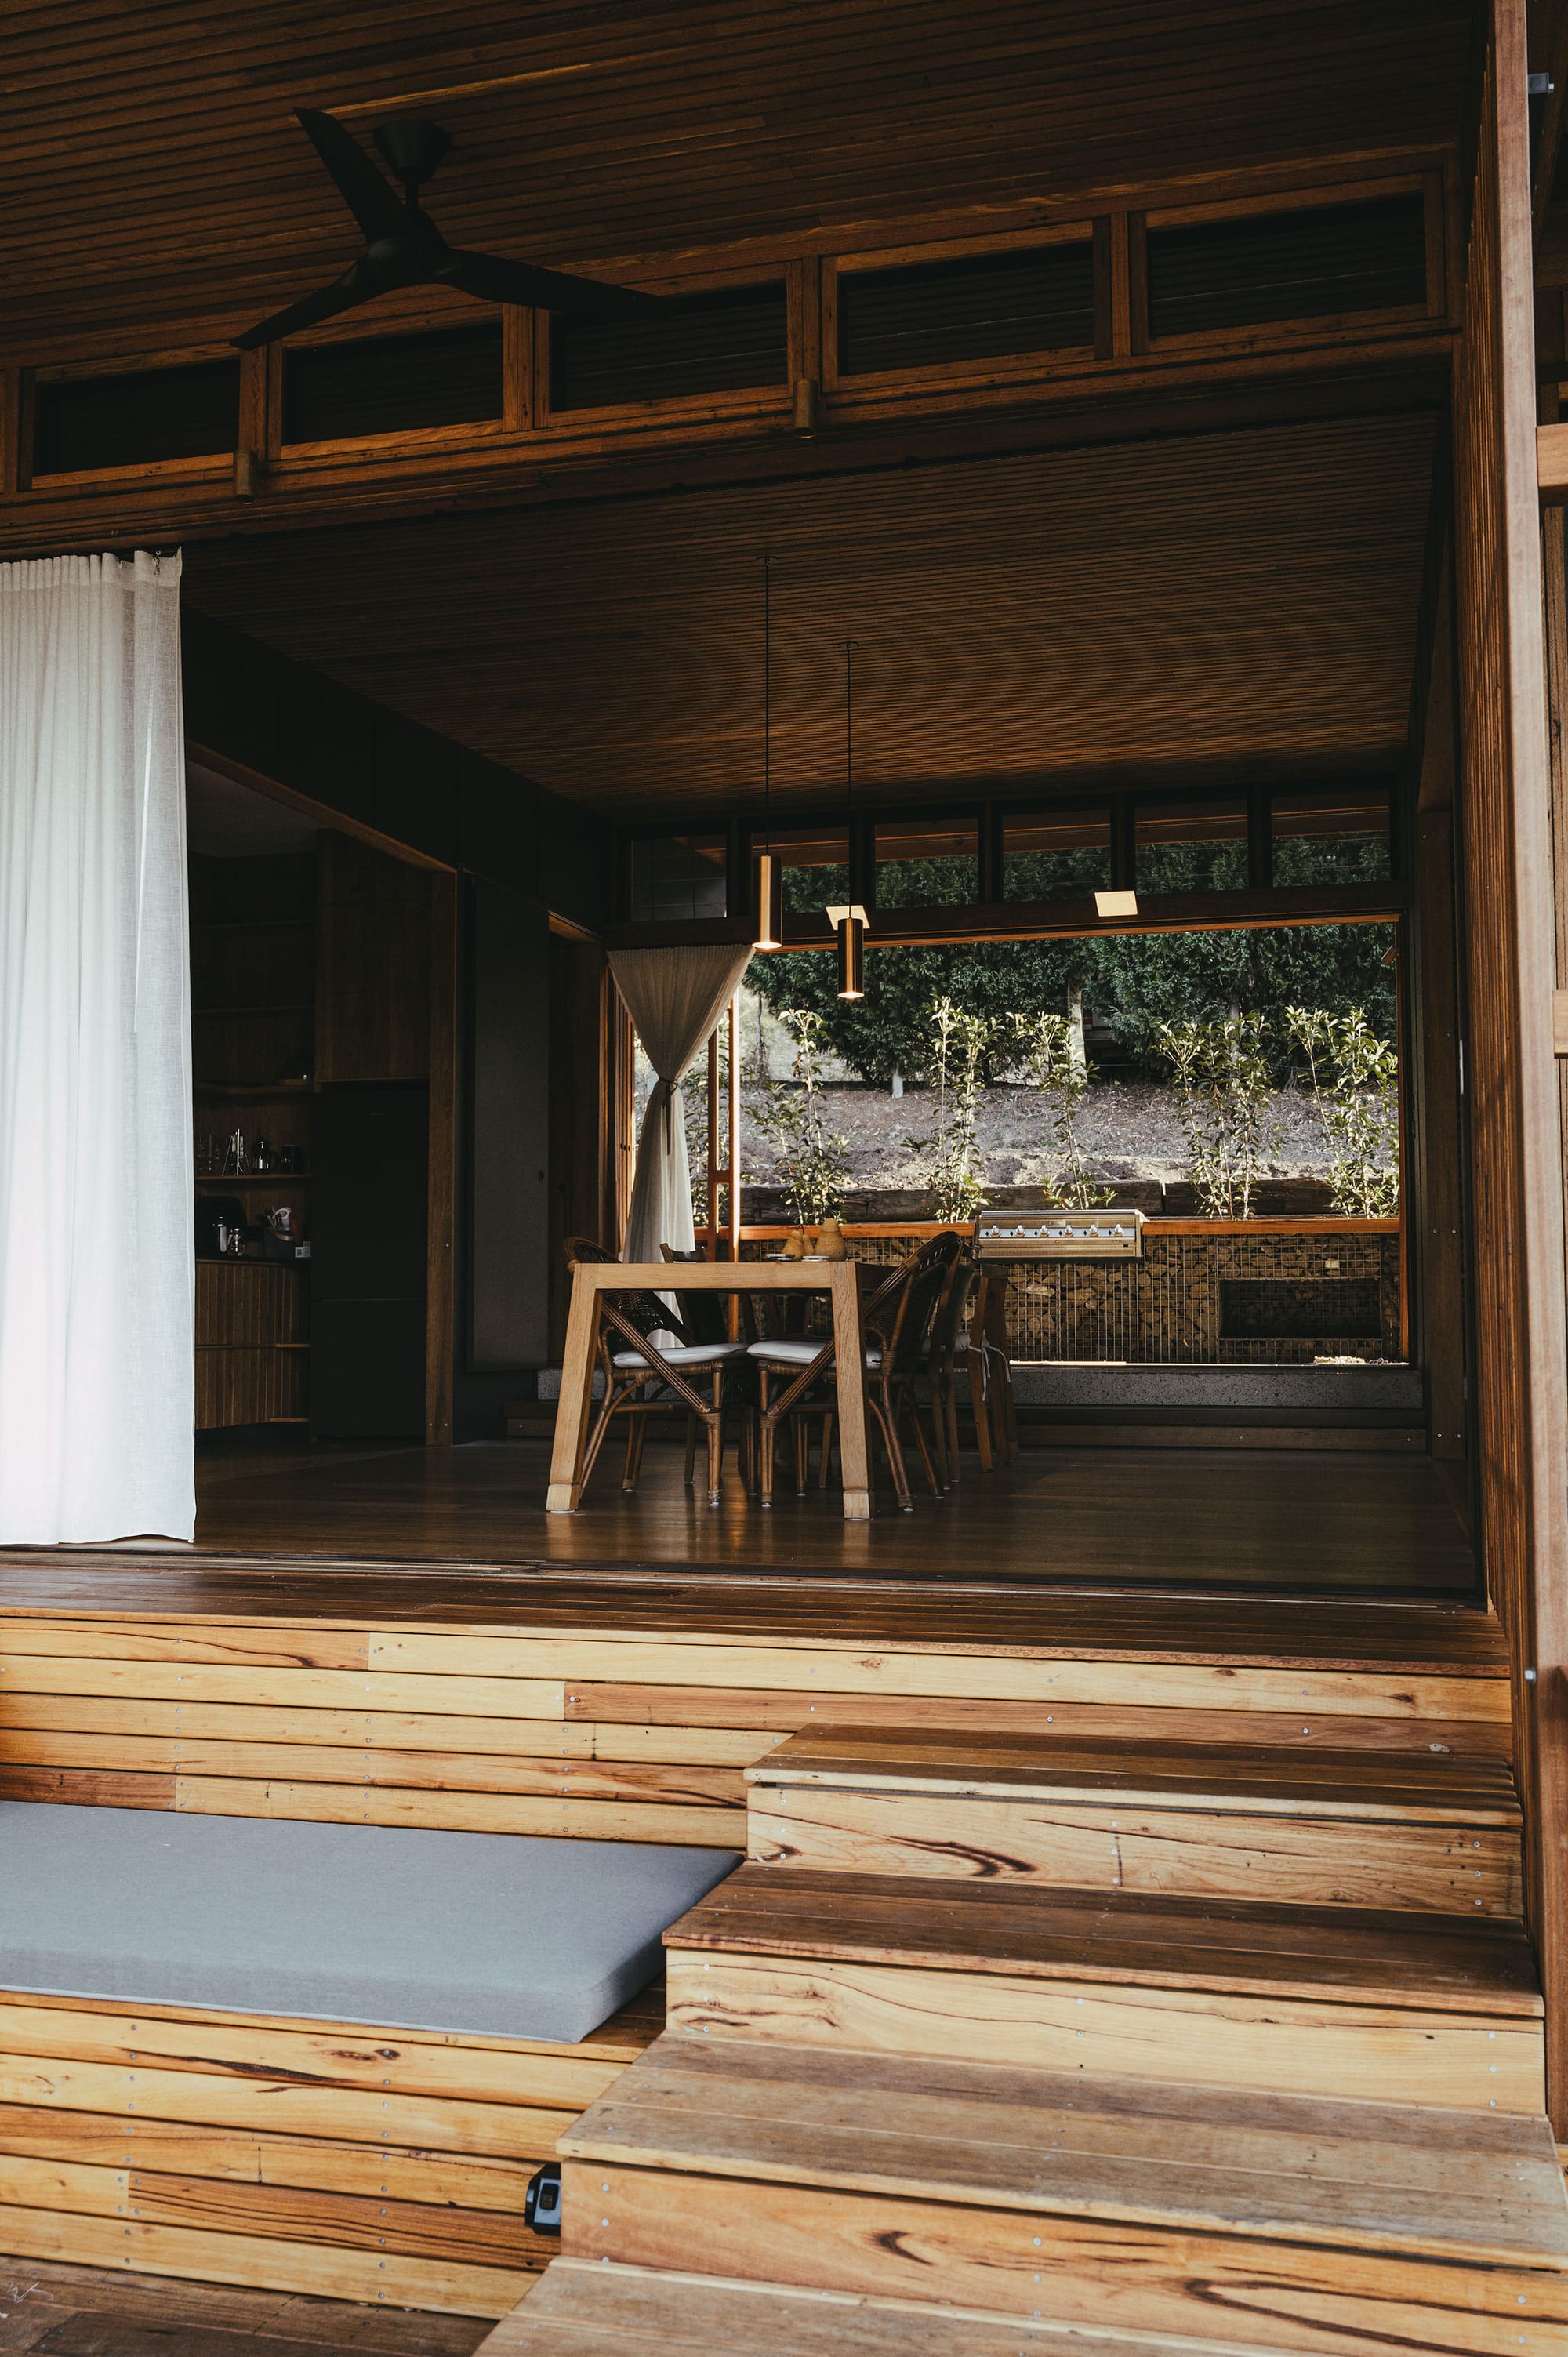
608, 943, 752, 1262
0, 553, 194, 1544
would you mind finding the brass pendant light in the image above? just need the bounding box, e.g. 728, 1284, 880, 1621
752, 554, 784, 951
829, 637, 868, 1000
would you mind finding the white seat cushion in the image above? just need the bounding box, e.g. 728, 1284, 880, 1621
612, 1342, 749, 1370
747, 1337, 883, 1370
0, 1803, 739, 2044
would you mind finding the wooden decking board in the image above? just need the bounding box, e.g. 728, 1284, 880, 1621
0, 2101, 536, 2210
751, 1731, 1523, 1821
666, 1866, 1544, 2011
0, 1570, 1510, 1674
563, 2160, 1568, 2355
0, 1731, 748, 1804
479, 2259, 1326, 2355
0, 1999, 646, 2108
0, 1978, 663, 2312
568, 1685, 1515, 1752
747, 1791, 1524, 1915
559, 2036, 1568, 2263
0, 2148, 538, 2268
0, 1681, 1512, 1759
668, 1957, 1546, 2111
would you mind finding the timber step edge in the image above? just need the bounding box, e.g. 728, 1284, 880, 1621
746, 1729, 1526, 1915
477, 2257, 1359, 2355
664, 1866, 1545, 2108
554, 2035, 1568, 2353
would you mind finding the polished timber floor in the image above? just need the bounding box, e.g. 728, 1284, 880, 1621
143, 1434, 1479, 1598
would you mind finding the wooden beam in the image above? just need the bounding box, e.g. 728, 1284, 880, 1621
1537, 419, 1568, 497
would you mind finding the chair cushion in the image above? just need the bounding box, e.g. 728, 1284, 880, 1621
747, 1338, 883, 1370
0, 1803, 739, 2044
611, 1342, 749, 1370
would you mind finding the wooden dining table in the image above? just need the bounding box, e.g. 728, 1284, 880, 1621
546, 1258, 874, 1520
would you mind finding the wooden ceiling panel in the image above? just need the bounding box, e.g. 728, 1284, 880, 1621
1, 2, 1473, 362
183, 412, 1438, 817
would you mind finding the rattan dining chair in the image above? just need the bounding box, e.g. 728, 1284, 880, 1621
923, 1244, 982, 1491
746, 1234, 960, 1512
562, 1237, 751, 1506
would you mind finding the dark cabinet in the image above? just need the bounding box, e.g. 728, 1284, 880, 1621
310, 1084, 428, 1438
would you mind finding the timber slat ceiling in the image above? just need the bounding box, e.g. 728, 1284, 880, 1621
183, 412, 1438, 817
0, 1, 1473, 364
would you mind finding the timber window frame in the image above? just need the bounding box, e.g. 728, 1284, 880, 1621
1135, 173, 1449, 357
613, 779, 1405, 945
2, 160, 1458, 507
822, 223, 1099, 401
535, 261, 795, 434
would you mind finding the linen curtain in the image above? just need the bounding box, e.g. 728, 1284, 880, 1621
608, 943, 753, 1262
0, 552, 194, 1543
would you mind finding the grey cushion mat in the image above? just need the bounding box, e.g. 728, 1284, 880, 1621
0, 1803, 738, 2043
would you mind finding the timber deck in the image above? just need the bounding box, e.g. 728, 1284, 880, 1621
99, 1436, 1486, 1597
0, 1549, 1534, 2339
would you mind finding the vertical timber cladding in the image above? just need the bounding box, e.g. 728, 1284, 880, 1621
1452, 0, 1568, 2130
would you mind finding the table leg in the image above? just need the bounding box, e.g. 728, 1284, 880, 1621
546, 1275, 601, 1513
829, 1263, 872, 1520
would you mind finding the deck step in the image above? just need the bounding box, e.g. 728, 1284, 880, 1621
747, 1728, 1525, 1915
665, 1865, 1545, 2108
479, 2257, 1359, 2354
555, 2033, 1568, 2355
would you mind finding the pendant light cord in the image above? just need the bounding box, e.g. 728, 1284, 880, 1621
844, 635, 852, 815
763, 554, 772, 852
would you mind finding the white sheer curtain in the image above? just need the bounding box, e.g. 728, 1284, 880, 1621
0, 552, 194, 1543
608, 944, 752, 1262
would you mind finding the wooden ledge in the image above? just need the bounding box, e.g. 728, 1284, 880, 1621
746, 1727, 1524, 1821
1541, 420, 1568, 502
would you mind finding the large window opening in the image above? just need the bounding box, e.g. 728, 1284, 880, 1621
730, 915, 1403, 1369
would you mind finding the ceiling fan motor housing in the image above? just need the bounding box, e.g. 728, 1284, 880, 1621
372, 116, 452, 190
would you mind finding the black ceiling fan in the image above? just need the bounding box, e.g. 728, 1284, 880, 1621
233, 110, 662, 349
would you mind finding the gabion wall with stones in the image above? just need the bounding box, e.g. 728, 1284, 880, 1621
1003, 1227, 1401, 1364
742, 1228, 1402, 1364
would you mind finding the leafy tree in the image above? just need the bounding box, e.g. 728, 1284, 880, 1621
750, 921, 1396, 1085
1157, 1015, 1279, 1218
1009, 1012, 1112, 1207
749, 1008, 851, 1224
905, 999, 993, 1219
1285, 1007, 1399, 1215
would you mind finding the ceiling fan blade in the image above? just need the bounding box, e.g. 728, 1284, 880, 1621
438, 248, 663, 320
232, 259, 379, 350
295, 109, 408, 243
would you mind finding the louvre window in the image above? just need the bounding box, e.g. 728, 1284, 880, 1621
1001, 807, 1112, 900
1134, 797, 1250, 894
1145, 196, 1428, 340
629, 834, 728, 923
550, 285, 786, 412
1270, 788, 1392, 886
33, 359, 240, 475
765, 827, 852, 914
873, 819, 979, 909
282, 325, 503, 444
837, 243, 1096, 376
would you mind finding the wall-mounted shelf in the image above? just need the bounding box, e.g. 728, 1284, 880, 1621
194, 1080, 311, 1098
195, 1171, 311, 1186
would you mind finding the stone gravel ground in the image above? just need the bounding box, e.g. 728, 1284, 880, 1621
740, 1078, 1338, 1190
